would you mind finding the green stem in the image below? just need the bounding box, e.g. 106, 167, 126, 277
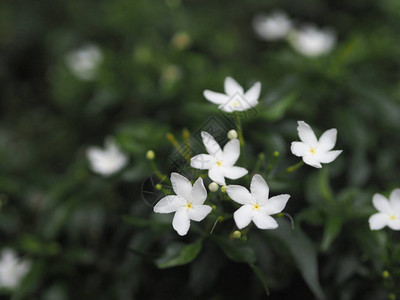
252, 153, 265, 176
150, 160, 167, 182
276, 161, 304, 178
234, 112, 244, 149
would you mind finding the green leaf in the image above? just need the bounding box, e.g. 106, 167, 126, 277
249, 263, 270, 295
269, 219, 326, 300
155, 240, 203, 269
320, 215, 343, 252
214, 236, 256, 264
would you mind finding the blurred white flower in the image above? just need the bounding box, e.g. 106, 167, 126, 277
369, 189, 400, 230
65, 44, 103, 81
86, 137, 128, 176
203, 77, 261, 113
291, 121, 342, 168
0, 249, 30, 289
252, 11, 292, 41
153, 173, 212, 236
226, 174, 290, 230
190, 131, 248, 185
289, 25, 336, 57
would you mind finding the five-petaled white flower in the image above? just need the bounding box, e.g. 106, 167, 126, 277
226, 174, 290, 230
65, 44, 103, 81
252, 11, 292, 41
153, 173, 212, 236
203, 77, 261, 113
369, 189, 400, 231
289, 25, 336, 57
291, 121, 342, 168
86, 137, 128, 176
190, 131, 248, 186
0, 249, 30, 289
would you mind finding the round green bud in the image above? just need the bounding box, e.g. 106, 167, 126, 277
382, 270, 390, 279
273, 151, 279, 157
146, 150, 155, 160
208, 182, 219, 192
155, 184, 162, 190
220, 185, 227, 193
232, 230, 241, 239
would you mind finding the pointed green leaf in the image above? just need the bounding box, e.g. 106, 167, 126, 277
155, 240, 202, 269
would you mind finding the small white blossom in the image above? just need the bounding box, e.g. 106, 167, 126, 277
289, 25, 336, 57
369, 189, 400, 230
153, 173, 212, 236
252, 11, 292, 41
0, 249, 30, 289
65, 44, 103, 81
291, 121, 342, 168
226, 174, 290, 230
190, 131, 248, 186
203, 77, 261, 113
86, 137, 128, 176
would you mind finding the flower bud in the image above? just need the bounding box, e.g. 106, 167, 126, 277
227, 129, 238, 140
208, 182, 219, 192
155, 184, 162, 190
382, 270, 390, 279
146, 150, 155, 160
273, 151, 279, 157
232, 230, 241, 239
220, 185, 227, 193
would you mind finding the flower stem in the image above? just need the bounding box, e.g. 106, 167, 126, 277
276, 161, 304, 178
234, 112, 245, 149
150, 160, 167, 182
252, 153, 265, 176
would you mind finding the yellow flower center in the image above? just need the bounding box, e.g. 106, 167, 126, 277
186, 203, 192, 209
217, 161, 223, 166
232, 101, 239, 107
253, 204, 260, 210
390, 215, 396, 220
310, 148, 316, 155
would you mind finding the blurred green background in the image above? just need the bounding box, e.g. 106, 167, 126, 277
1, 0, 400, 299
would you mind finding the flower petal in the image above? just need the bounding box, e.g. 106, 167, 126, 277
223, 166, 248, 180
154, 195, 185, 213
369, 213, 388, 230
172, 208, 191, 236
208, 166, 226, 185
316, 150, 342, 164
297, 121, 318, 147
318, 128, 337, 152
250, 174, 269, 203
224, 76, 244, 96
203, 90, 229, 105
389, 189, 400, 212
387, 219, 400, 230
222, 139, 240, 166
244, 81, 261, 104
302, 155, 322, 168
191, 177, 207, 205
201, 131, 222, 157
170, 172, 192, 200
188, 205, 212, 222
190, 154, 216, 170
226, 185, 254, 205
252, 213, 278, 229
290, 142, 308, 157
233, 205, 254, 229
372, 193, 391, 214
263, 194, 290, 214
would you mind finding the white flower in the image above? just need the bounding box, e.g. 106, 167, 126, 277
226, 174, 290, 230
369, 189, 400, 230
252, 11, 292, 41
203, 77, 261, 113
190, 131, 248, 185
0, 249, 30, 289
153, 173, 212, 236
291, 121, 342, 168
86, 137, 128, 176
65, 44, 103, 81
289, 25, 336, 57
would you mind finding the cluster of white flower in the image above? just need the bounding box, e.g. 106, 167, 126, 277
252, 10, 336, 57
153, 77, 343, 236
0, 249, 30, 290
